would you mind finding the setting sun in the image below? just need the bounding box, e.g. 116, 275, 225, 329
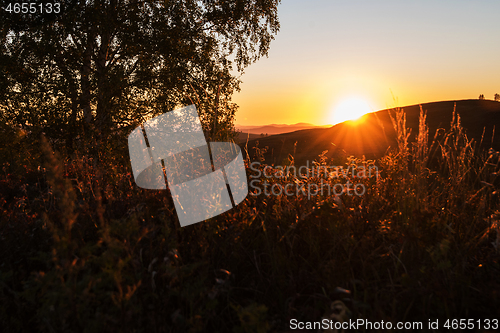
329, 97, 373, 125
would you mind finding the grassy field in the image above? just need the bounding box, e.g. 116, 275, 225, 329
1, 103, 499, 332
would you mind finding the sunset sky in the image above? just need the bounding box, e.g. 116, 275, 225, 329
233, 0, 500, 126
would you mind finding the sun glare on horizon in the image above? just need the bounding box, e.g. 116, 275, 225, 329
328, 97, 373, 125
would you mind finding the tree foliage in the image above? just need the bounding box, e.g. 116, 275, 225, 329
0, 0, 281, 156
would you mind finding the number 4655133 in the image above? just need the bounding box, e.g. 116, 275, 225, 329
4, 2, 61, 14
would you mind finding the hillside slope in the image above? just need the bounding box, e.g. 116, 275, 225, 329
241, 99, 500, 165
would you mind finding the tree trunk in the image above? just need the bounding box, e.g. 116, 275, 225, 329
96, 29, 110, 138
81, 33, 93, 126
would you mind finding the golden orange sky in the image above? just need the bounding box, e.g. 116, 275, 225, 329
232, 0, 500, 126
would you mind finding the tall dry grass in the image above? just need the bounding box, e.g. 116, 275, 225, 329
1, 104, 499, 332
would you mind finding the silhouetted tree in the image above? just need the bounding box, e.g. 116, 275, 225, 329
495, 93, 500, 102
0, 0, 281, 156
479, 94, 485, 100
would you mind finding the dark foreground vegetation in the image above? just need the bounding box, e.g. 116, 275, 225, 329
1, 106, 500, 332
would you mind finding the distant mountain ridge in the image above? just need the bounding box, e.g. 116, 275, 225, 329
236, 123, 330, 135
241, 99, 500, 165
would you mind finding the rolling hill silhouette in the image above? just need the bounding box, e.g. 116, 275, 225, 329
236, 123, 330, 143
237, 123, 329, 134
241, 99, 500, 165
